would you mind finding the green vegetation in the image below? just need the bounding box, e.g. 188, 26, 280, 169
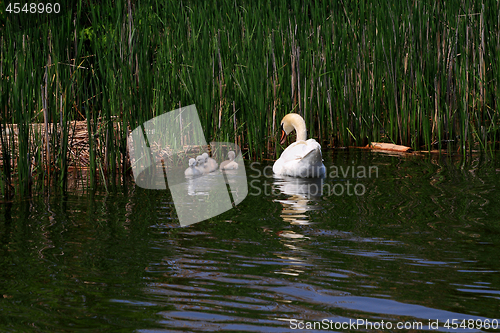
1, 0, 499, 195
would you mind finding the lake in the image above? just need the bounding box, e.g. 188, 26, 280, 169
1, 150, 499, 332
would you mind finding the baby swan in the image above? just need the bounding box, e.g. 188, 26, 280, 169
185, 158, 203, 177
203, 152, 218, 173
195, 155, 208, 174
220, 151, 238, 170
273, 113, 326, 178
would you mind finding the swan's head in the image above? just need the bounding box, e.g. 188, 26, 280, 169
228, 151, 236, 160
196, 155, 205, 166
279, 113, 307, 144
188, 158, 197, 167
202, 153, 209, 162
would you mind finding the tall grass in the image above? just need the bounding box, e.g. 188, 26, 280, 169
1, 0, 499, 195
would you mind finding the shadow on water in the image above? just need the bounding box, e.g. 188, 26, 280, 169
1, 150, 500, 332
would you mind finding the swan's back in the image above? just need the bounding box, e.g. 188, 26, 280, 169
202, 153, 218, 172
220, 160, 238, 170
273, 139, 325, 178
220, 151, 238, 170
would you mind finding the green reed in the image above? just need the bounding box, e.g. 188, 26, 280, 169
1, 0, 499, 195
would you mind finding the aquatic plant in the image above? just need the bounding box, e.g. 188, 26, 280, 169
1, 0, 499, 195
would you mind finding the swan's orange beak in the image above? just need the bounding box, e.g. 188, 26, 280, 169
279, 125, 287, 145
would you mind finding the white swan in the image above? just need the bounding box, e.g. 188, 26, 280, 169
185, 158, 203, 177
202, 152, 218, 173
273, 113, 326, 178
220, 151, 238, 170
195, 155, 207, 174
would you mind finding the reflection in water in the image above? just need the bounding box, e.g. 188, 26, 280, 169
172, 170, 233, 226
273, 175, 323, 225
186, 173, 216, 196
271, 176, 323, 278
3, 152, 500, 332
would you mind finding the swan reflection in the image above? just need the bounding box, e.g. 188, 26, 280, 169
186, 173, 217, 196
273, 175, 324, 225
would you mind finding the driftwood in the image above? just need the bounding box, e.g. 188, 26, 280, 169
367, 142, 413, 153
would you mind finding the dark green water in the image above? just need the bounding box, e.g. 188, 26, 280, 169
1, 150, 500, 332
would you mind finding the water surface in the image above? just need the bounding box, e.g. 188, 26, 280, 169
1, 150, 499, 332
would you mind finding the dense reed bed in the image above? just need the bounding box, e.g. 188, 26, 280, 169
1, 0, 499, 195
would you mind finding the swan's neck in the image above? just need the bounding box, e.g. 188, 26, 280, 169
294, 123, 307, 142
282, 113, 308, 142
290, 116, 307, 142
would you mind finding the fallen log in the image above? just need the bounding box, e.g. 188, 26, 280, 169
367, 142, 413, 153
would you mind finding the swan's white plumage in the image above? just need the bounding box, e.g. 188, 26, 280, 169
273, 114, 326, 178
220, 151, 238, 170
185, 158, 203, 177
202, 153, 218, 173
195, 155, 207, 174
